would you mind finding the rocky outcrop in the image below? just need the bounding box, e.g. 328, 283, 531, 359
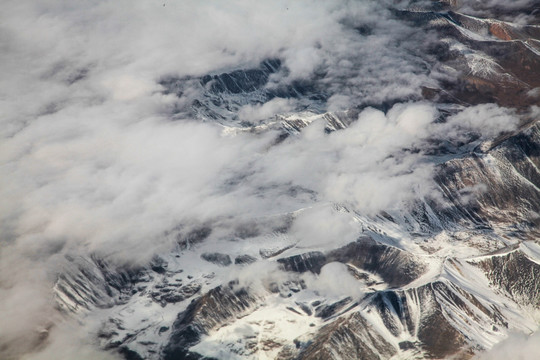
474, 250, 540, 306
163, 283, 260, 360
200, 252, 232, 266
54, 255, 144, 313
294, 313, 397, 360
434, 123, 540, 233
159, 59, 326, 123
327, 238, 427, 288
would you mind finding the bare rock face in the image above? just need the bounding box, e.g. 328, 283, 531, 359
361, 282, 469, 359
54, 255, 145, 313
327, 238, 427, 288
163, 284, 260, 360
278, 251, 327, 274
434, 123, 540, 234
152, 282, 202, 305
295, 313, 397, 360
159, 58, 326, 124
406, 283, 468, 358
474, 250, 540, 307
200, 252, 232, 267
234, 254, 258, 265
275, 237, 427, 288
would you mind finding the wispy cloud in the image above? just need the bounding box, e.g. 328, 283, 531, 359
0, 0, 526, 358
479, 330, 540, 360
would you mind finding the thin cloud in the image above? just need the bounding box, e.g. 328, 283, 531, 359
0, 0, 527, 358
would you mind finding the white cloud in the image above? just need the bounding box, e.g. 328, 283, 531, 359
249, 103, 440, 213
21, 322, 120, 360
436, 104, 518, 142
290, 205, 359, 249
303, 262, 364, 299
0, 0, 527, 358
480, 330, 540, 360
238, 98, 296, 124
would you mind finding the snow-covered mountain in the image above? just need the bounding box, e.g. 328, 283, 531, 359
1, 1, 540, 359
53, 119, 540, 359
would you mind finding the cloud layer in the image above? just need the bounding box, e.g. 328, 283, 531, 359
480, 330, 540, 360
0, 0, 526, 358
